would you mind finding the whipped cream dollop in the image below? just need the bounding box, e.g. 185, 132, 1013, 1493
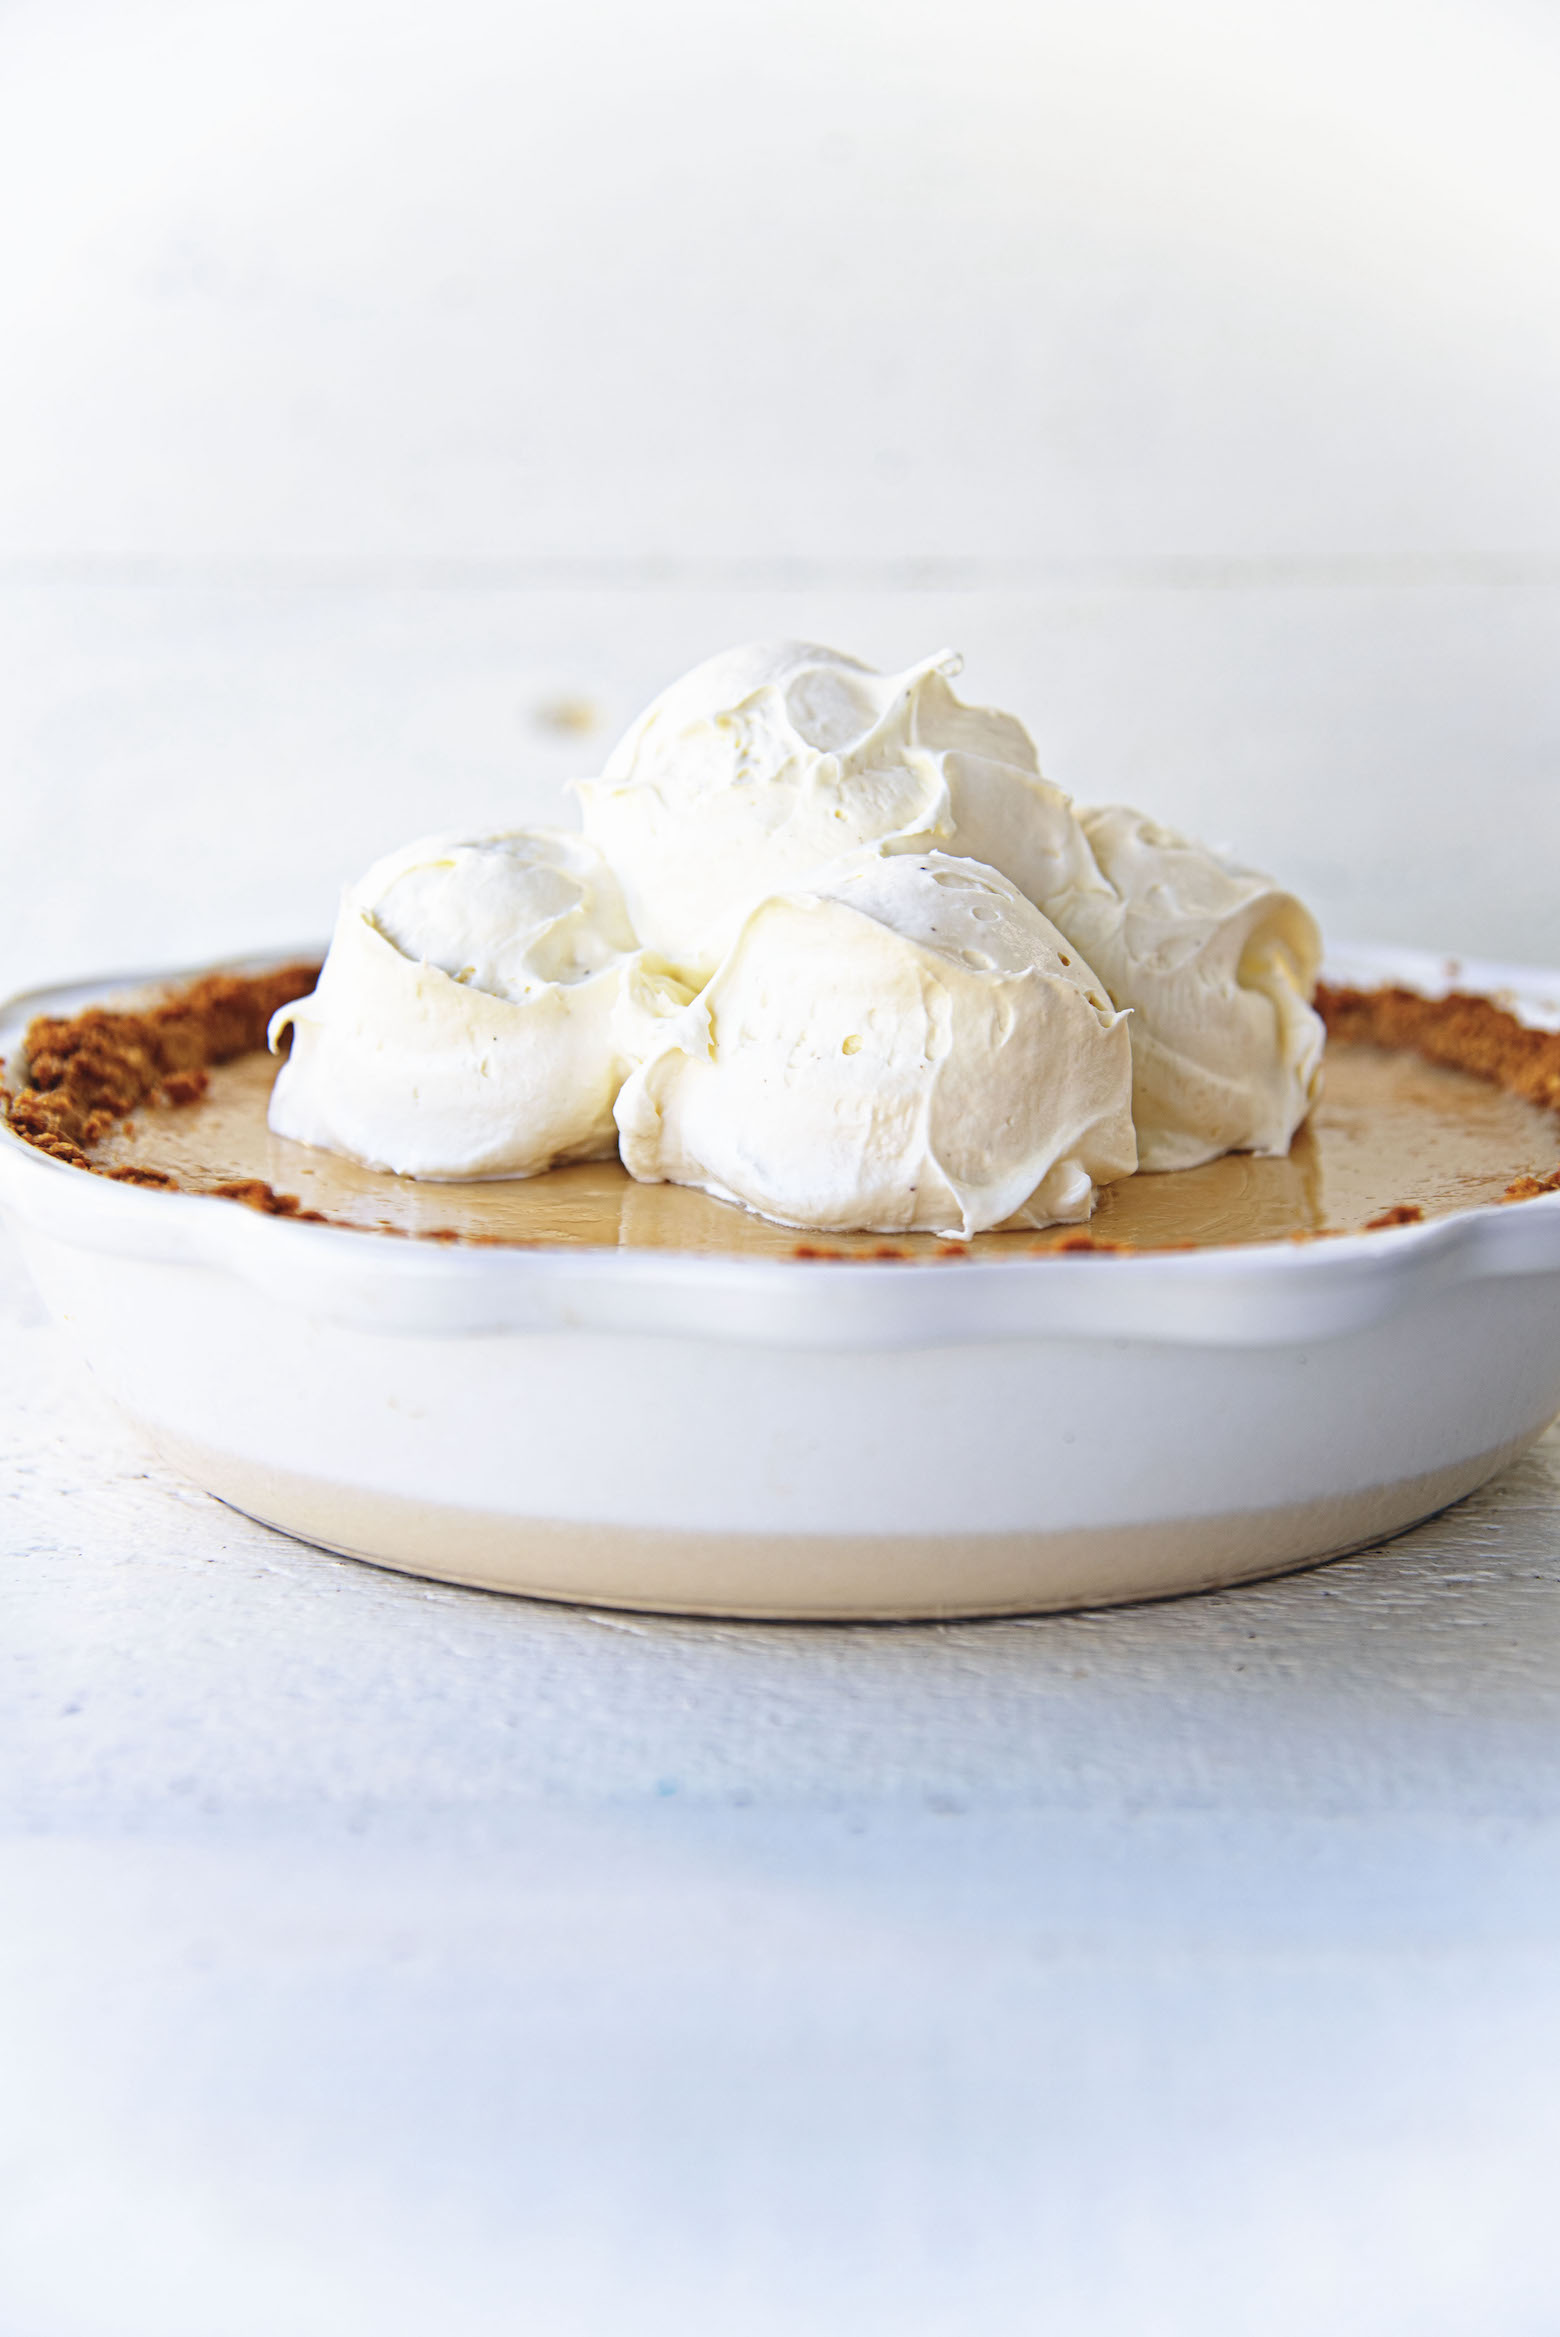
614, 848, 1137, 1237
268, 829, 689, 1178
577, 640, 1100, 985
1038, 808, 1325, 1172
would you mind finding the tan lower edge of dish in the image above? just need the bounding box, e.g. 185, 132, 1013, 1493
139, 1429, 1535, 1619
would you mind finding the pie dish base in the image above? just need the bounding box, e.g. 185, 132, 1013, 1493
152, 1428, 1533, 1620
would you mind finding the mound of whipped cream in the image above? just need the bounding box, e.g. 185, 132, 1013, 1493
270, 641, 1324, 1233
269, 830, 690, 1179
615, 849, 1137, 1235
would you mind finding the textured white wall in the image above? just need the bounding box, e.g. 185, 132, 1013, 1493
3, 0, 1558, 1004
2, 0, 1558, 565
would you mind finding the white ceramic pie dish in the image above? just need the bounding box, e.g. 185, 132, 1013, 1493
3, 943, 1560, 1619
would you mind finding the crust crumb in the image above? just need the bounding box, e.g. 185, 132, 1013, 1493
208, 1177, 327, 1222
1363, 1202, 1425, 1230
1502, 1170, 1560, 1202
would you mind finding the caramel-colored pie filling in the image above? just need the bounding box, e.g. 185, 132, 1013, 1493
6, 967, 1560, 1257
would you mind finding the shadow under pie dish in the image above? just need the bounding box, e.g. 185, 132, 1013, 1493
3, 942, 1560, 1619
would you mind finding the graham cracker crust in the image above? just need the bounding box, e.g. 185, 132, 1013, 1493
1314, 981, 1560, 1205
3, 964, 320, 1209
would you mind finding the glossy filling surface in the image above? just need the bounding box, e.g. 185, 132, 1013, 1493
89, 1042, 1560, 1255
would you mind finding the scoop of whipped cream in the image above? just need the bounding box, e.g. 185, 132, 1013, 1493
613, 847, 1137, 1237
1037, 808, 1325, 1172
577, 640, 1101, 984
268, 829, 690, 1178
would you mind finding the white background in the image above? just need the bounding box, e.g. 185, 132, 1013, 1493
4, 6, 1560, 2332
4, 0, 1560, 566
1, 0, 1558, 986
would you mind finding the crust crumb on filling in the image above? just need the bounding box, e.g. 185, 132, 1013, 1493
206, 1177, 329, 1222
5, 963, 1560, 1249
1502, 1171, 1560, 1201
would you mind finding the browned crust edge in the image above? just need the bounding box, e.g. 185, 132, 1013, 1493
4, 967, 1560, 1247
1313, 981, 1560, 1212
3, 965, 322, 1212
1313, 981, 1560, 1113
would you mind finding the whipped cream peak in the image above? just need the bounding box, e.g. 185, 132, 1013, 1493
268, 827, 689, 1180
358, 826, 636, 998
601, 640, 1000, 772
579, 640, 1099, 984
614, 846, 1137, 1238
